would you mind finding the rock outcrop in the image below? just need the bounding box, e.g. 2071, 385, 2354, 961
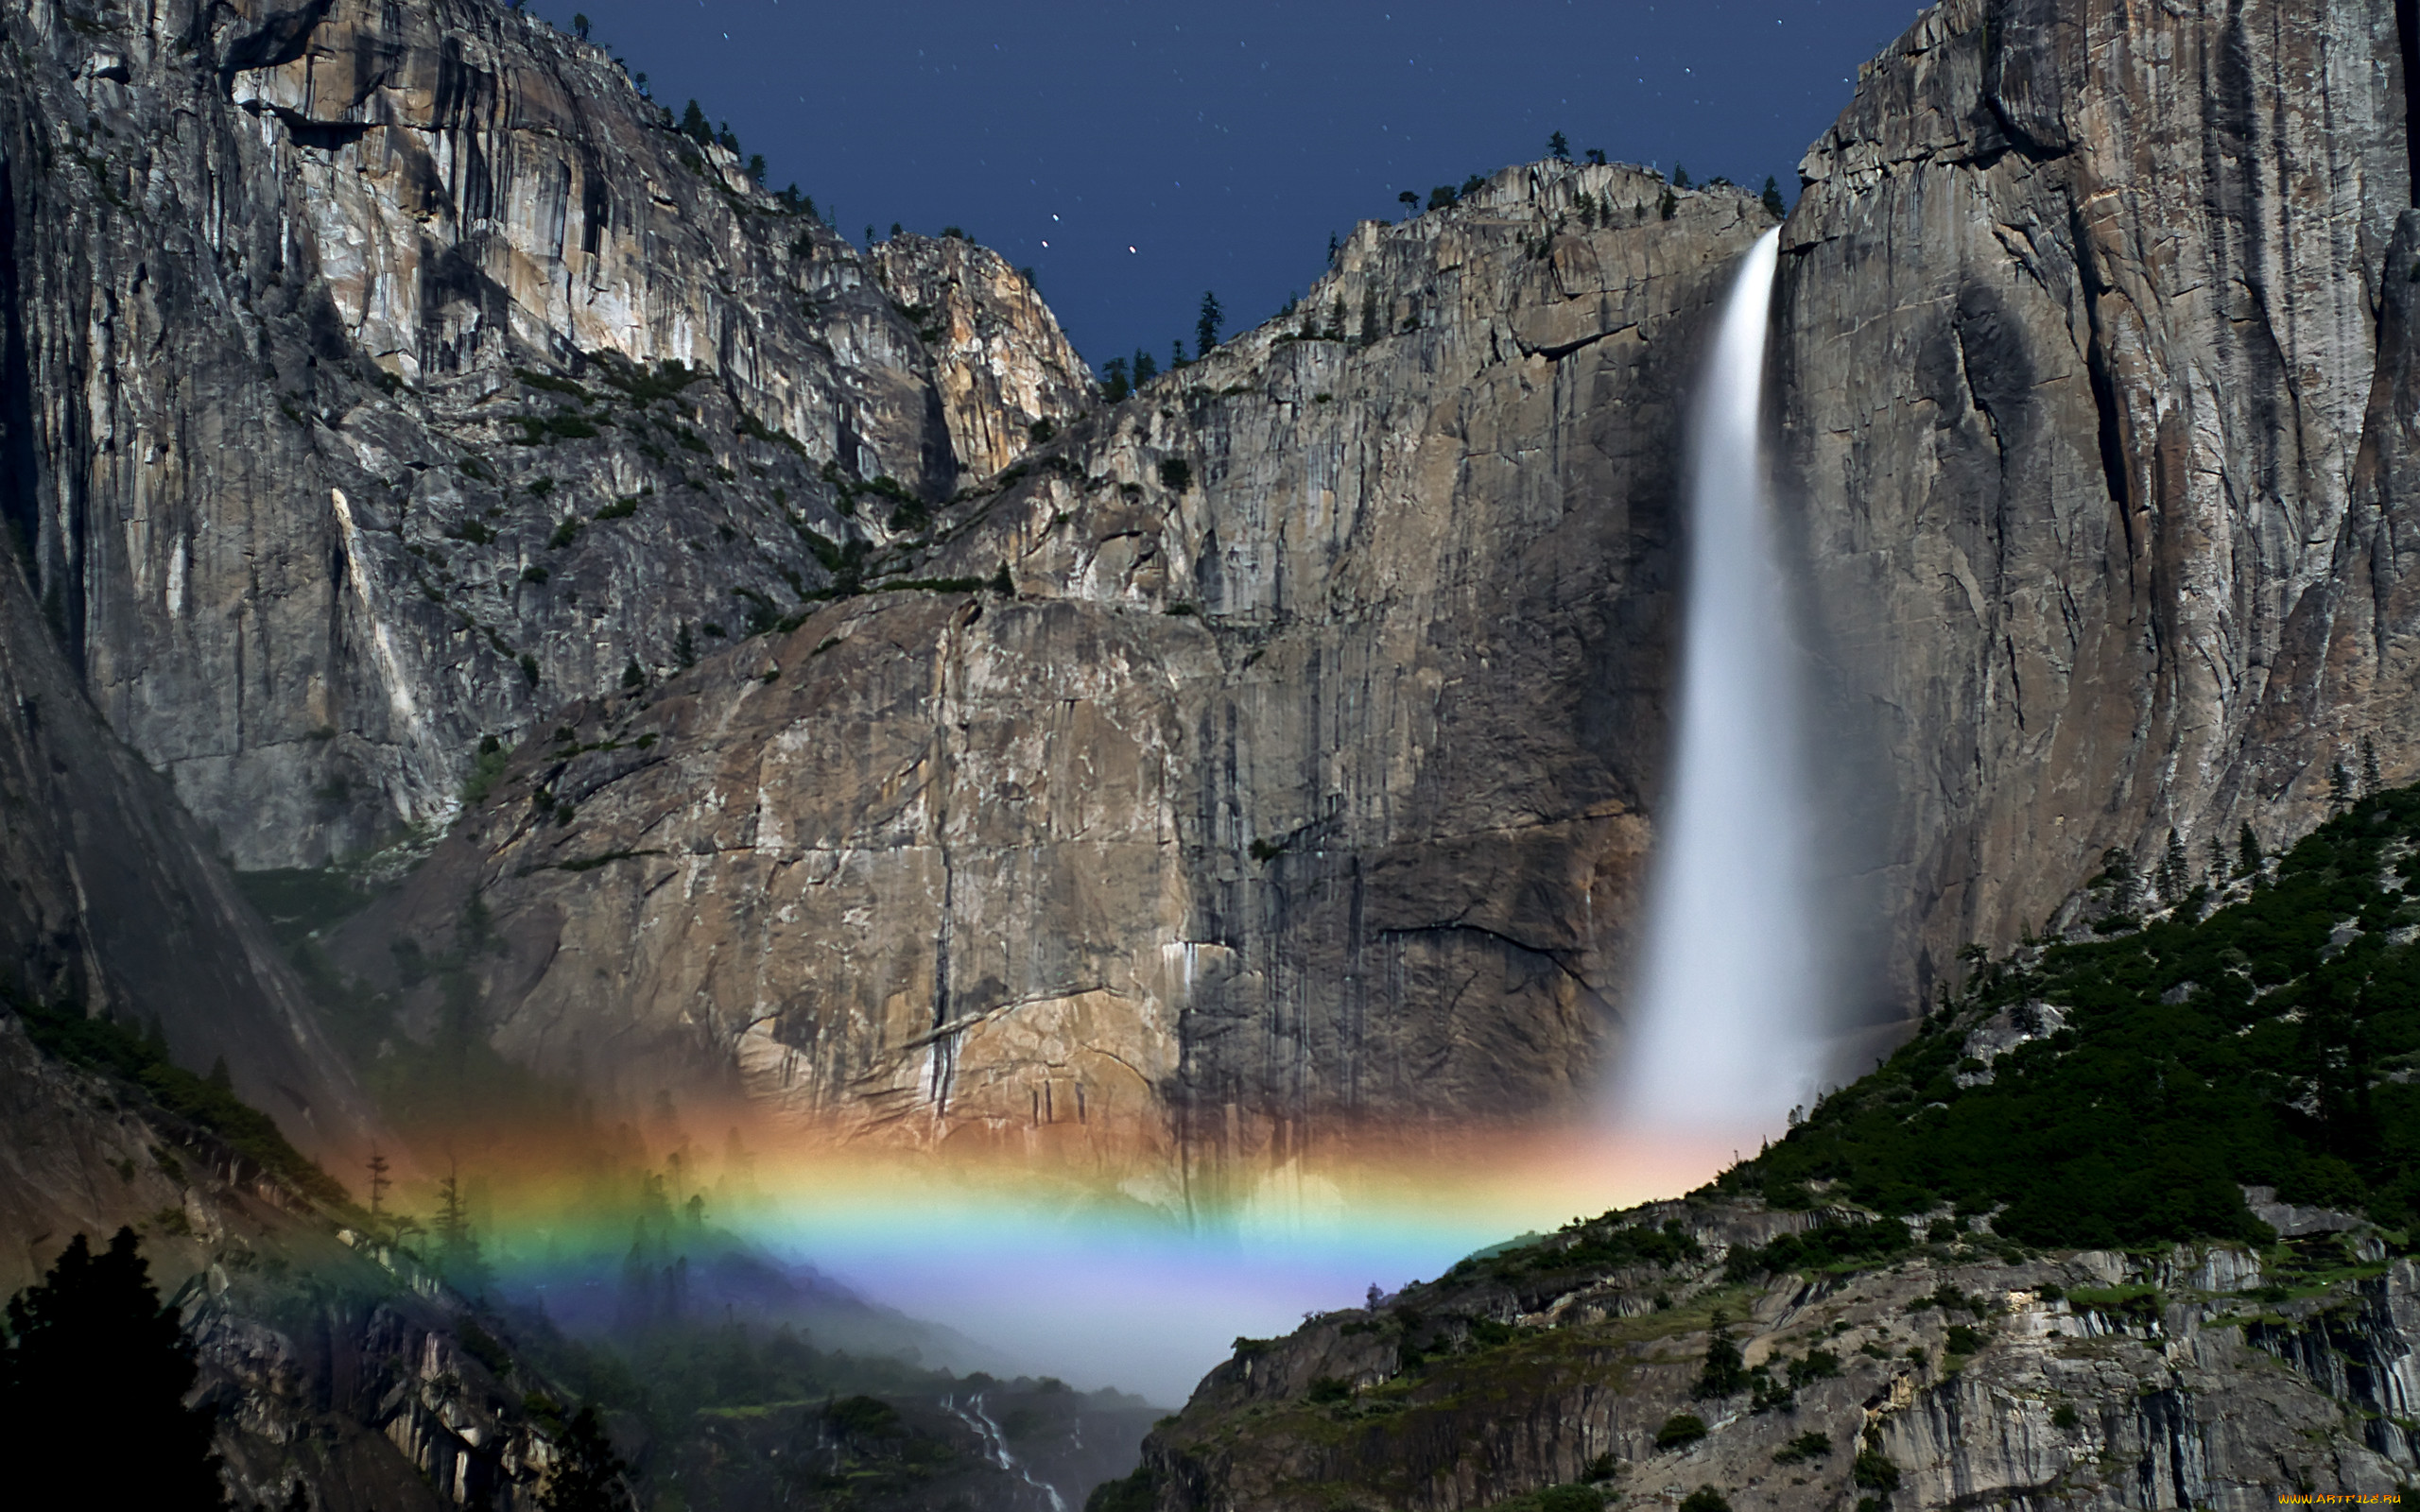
1774, 0, 2418, 1008
0, 0, 1087, 868
870, 234, 1096, 481
1141, 1201, 2419, 1511
326, 164, 1774, 1198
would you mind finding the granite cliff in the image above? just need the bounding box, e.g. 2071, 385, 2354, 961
0, 0, 1089, 870
324, 163, 1773, 1199
6, 0, 2420, 1269
1775, 0, 2420, 1009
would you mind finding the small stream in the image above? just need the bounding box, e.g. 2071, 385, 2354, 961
942, 1392, 1069, 1512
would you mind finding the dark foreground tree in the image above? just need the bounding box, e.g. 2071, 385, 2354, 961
540, 1405, 634, 1511
0, 1228, 228, 1508
1196, 290, 1223, 357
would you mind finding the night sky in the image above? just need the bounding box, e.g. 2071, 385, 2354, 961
529, 0, 1926, 370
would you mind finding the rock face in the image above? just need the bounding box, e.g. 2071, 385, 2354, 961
870, 235, 1096, 481
327, 164, 1774, 1196
0, 482, 377, 1162
15, 0, 2420, 1212
1773, 0, 2418, 1007
1142, 1200, 2419, 1511
0, 0, 1086, 868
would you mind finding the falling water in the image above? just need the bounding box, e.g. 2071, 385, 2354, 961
1616, 228, 1821, 1143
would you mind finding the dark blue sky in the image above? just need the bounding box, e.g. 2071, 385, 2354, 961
535, 0, 1925, 369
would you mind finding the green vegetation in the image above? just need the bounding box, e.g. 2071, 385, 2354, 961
1773, 1430, 1832, 1465
1159, 458, 1193, 492
1719, 782, 2420, 1245
10, 994, 346, 1204
1086, 1468, 1156, 1512
461, 733, 510, 803
1652, 1412, 1707, 1450
1677, 1490, 1729, 1512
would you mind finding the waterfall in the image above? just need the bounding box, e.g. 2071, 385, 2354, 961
1616, 228, 1821, 1143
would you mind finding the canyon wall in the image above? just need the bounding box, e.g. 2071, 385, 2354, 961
1775, 0, 2417, 1005
332, 166, 1772, 1203
0, 0, 1087, 869
10, 0, 2420, 1199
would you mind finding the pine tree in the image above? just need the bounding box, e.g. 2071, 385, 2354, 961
2158, 829, 2189, 905
2328, 758, 2355, 812
1196, 290, 1223, 358
2097, 846, 2140, 913
431, 1165, 493, 1297
1761, 175, 1787, 218
621, 658, 645, 691
1359, 288, 1380, 347
367, 1147, 392, 1221
539, 1406, 633, 1511
1169, 338, 1187, 370
2362, 734, 2381, 794
674, 622, 697, 669
1673, 163, 1693, 189
2237, 821, 2262, 878
1132, 349, 1157, 386
1547, 130, 1570, 162
1325, 298, 1345, 341
1584, 148, 1607, 165
0, 1228, 229, 1509
679, 100, 711, 146
1100, 357, 1130, 404
1659, 187, 1678, 221
1397, 189, 1419, 215
572, 12, 590, 39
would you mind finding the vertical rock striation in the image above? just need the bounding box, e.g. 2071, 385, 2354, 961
331, 165, 1775, 1197
1774, 0, 2415, 1011
0, 0, 1086, 867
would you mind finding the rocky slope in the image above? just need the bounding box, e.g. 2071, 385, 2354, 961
0, 1007, 572, 1508
1137, 1204, 2416, 1512
1130, 780, 2420, 1508
0, 0, 1089, 868
1774, 0, 2420, 1010
323, 163, 1773, 1197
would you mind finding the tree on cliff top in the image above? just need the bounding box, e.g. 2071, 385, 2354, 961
1547, 130, 1570, 161
1196, 290, 1224, 358
0, 1228, 228, 1508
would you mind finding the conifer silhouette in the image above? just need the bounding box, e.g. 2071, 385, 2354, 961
0, 1228, 228, 1508
539, 1405, 634, 1511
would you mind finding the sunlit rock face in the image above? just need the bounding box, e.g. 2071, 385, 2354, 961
869, 235, 1097, 482
0, 0, 1084, 868
1774, 0, 2415, 1013
329, 166, 1774, 1193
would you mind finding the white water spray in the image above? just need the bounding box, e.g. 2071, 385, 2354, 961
1616, 228, 1821, 1143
